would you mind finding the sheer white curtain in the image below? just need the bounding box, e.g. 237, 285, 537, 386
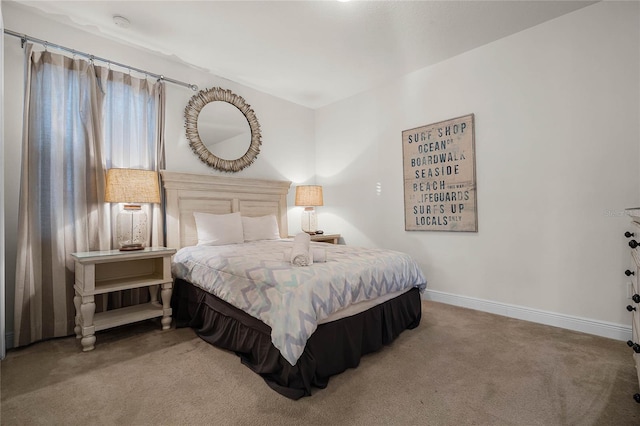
97, 68, 165, 308
99, 68, 164, 248
13, 46, 165, 346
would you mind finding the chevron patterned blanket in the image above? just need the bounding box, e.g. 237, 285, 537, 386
172, 240, 426, 365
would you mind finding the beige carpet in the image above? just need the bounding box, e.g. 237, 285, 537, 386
1, 301, 639, 425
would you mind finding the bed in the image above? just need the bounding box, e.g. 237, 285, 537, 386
161, 171, 426, 399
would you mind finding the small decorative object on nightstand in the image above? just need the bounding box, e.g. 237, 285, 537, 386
71, 247, 176, 352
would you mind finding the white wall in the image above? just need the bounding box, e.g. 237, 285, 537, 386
1, 2, 6, 359
2, 3, 315, 346
315, 1, 640, 332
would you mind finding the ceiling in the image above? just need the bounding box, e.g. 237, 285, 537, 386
7, 0, 597, 109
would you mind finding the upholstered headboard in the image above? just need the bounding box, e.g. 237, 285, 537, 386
160, 171, 291, 249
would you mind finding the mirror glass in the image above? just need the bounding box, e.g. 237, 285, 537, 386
184, 87, 262, 173
198, 101, 251, 160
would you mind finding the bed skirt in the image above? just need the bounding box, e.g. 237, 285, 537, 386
172, 278, 422, 399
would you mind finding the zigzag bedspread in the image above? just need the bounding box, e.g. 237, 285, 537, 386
171, 240, 427, 365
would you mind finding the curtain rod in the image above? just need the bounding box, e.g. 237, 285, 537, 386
3, 29, 198, 91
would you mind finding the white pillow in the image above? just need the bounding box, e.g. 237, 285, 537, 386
241, 215, 281, 242
193, 211, 244, 246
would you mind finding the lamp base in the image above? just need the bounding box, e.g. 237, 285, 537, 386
301, 207, 318, 234
119, 243, 145, 251
116, 205, 148, 250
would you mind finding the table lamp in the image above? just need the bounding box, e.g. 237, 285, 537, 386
105, 168, 161, 250
295, 185, 323, 234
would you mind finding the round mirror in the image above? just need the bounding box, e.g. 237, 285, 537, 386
185, 87, 261, 172
198, 101, 251, 161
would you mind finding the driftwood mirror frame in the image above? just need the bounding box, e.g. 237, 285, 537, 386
184, 87, 261, 172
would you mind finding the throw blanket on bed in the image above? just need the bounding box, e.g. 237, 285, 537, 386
172, 240, 427, 365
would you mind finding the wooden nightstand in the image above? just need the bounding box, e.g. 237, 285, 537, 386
310, 234, 341, 244
71, 247, 176, 351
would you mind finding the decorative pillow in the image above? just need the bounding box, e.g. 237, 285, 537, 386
242, 215, 281, 242
193, 211, 244, 246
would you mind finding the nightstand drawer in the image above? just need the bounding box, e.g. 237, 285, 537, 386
288, 234, 341, 244
311, 234, 340, 244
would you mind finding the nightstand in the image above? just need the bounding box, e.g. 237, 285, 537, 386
310, 234, 341, 244
71, 247, 176, 351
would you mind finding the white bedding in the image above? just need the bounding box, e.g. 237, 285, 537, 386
318, 287, 412, 324
172, 239, 426, 365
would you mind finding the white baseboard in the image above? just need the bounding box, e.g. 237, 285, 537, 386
1, 296, 631, 353
424, 289, 632, 342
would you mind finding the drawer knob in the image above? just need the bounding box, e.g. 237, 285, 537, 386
634, 294, 640, 303
630, 240, 640, 249
625, 270, 635, 276
627, 305, 637, 312
626, 232, 635, 238
634, 394, 640, 403
626, 340, 640, 353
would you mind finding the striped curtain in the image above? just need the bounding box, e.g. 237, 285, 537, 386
13, 46, 165, 346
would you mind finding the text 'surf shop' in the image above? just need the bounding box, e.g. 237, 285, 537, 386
402, 114, 477, 232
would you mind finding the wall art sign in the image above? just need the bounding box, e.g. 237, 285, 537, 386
402, 113, 477, 232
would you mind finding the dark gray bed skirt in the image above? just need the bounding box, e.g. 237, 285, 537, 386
172, 278, 423, 399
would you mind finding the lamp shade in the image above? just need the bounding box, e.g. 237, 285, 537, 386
295, 185, 323, 207
105, 168, 161, 204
